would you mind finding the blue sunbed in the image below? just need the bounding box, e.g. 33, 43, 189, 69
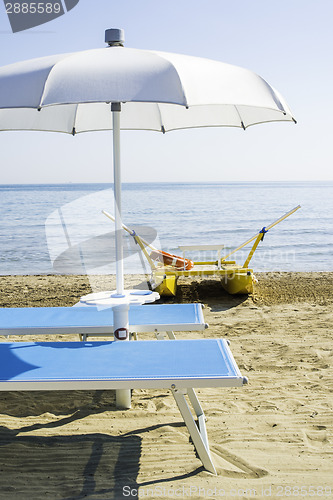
0, 303, 207, 338
0, 338, 247, 474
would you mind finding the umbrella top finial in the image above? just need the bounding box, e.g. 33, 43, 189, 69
105, 28, 125, 47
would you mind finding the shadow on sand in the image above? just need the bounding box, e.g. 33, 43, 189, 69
173, 278, 249, 311
0, 391, 205, 499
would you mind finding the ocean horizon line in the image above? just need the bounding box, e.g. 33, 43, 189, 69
0, 180, 332, 187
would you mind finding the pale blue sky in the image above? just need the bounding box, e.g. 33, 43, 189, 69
0, 0, 332, 183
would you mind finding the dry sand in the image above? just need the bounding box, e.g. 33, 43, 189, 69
0, 272, 332, 499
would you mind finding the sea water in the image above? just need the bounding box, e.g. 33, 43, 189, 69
0, 181, 332, 276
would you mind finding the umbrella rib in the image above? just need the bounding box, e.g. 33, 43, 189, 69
156, 103, 166, 133
37, 51, 92, 109
37, 62, 59, 109
234, 105, 246, 130
71, 103, 79, 135
150, 50, 189, 109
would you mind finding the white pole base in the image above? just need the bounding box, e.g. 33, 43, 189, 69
113, 302, 131, 409
116, 389, 132, 409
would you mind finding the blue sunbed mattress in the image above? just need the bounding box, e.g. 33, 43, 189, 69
0, 339, 246, 390
0, 303, 206, 335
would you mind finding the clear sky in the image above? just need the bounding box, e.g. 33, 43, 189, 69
0, 0, 332, 183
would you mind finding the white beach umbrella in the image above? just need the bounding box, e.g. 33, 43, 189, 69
0, 27, 295, 307
0, 28, 296, 409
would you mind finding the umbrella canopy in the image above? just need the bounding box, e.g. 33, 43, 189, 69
0, 28, 296, 297
0, 42, 295, 134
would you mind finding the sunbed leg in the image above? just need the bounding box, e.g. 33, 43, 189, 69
172, 388, 216, 474
155, 331, 176, 340
187, 388, 209, 451
155, 332, 167, 340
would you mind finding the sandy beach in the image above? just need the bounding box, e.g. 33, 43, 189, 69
0, 272, 332, 499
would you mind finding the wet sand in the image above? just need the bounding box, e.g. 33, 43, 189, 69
0, 272, 332, 499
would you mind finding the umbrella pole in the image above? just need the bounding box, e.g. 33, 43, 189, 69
112, 103, 124, 297
112, 102, 131, 410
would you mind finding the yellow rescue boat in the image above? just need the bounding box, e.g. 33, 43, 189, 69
103, 205, 301, 297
